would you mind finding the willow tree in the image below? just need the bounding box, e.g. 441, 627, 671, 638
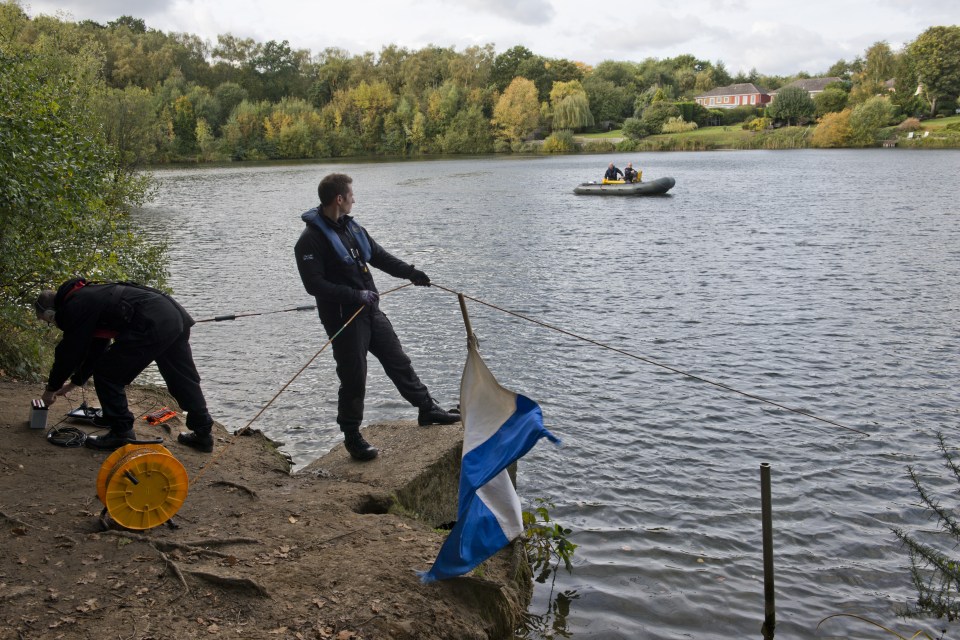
552, 93, 594, 131
549, 80, 594, 131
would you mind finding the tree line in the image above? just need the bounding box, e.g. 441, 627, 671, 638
3, 2, 958, 165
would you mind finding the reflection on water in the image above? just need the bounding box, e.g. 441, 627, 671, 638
136, 150, 960, 639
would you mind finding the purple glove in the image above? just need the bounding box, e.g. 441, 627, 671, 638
358, 290, 379, 309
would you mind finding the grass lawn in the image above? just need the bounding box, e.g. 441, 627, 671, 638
922, 114, 960, 130
578, 130, 625, 138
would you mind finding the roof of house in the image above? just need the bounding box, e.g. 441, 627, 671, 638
776, 77, 843, 93
695, 83, 769, 98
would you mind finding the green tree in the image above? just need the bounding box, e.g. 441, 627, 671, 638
863, 41, 896, 87
93, 85, 159, 172
171, 95, 198, 156
908, 26, 960, 117
767, 85, 815, 125
813, 87, 848, 118
0, 40, 164, 376
640, 101, 681, 134
440, 104, 494, 154
583, 76, 631, 125
491, 45, 533, 92
492, 76, 540, 147
848, 95, 895, 145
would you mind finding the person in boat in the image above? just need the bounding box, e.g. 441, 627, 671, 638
604, 162, 624, 181
623, 162, 639, 183
294, 173, 460, 462
35, 279, 216, 452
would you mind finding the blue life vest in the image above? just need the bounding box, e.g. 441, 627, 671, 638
301, 208, 372, 264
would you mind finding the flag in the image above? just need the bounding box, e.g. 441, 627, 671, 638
419, 340, 560, 583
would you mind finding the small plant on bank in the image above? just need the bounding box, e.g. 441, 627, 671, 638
517, 499, 579, 640
894, 431, 960, 621
522, 498, 577, 583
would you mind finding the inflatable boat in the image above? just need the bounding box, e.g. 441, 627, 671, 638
574, 176, 675, 196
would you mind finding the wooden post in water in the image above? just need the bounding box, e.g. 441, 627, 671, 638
760, 462, 776, 639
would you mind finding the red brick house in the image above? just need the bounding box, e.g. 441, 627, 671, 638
694, 83, 771, 109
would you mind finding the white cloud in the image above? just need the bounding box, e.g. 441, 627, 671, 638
460, 0, 556, 26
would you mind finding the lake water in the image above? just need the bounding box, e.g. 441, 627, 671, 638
136, 150, 960, 639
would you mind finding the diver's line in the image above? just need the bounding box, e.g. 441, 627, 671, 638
195, 304, 317, 324
189, 283, 413, 485
432, 283, 868, 437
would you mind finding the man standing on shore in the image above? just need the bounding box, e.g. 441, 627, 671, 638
294, 173, 459, 461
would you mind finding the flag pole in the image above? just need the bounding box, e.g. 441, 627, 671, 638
457, 293, 477, 348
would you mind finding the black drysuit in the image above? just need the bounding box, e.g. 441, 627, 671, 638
46, 279, 211, 434
294, 209, 432, 432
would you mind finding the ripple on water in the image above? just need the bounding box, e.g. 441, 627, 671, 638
138, 151, 960, 639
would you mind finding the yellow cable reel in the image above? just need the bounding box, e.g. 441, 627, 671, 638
96, 443, 189, 530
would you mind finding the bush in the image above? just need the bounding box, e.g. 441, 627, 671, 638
812, 110, 853, 148
661, 116, 698, 133
640, 101, 681, 135
897, 117, 923, 131
849, 95, 896, 146
540, 130, 575, 153
744, 117, 772, 132
717, 106, 762, 126
813, 87, 849, 119
894, 432, 960, 621
621, 117, 649, 140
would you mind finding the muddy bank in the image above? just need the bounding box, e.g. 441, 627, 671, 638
0, 378, 532, 639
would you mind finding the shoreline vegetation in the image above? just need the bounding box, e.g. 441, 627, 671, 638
3, 4, 959, 169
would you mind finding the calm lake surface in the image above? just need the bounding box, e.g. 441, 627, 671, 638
136, 150, 960, 639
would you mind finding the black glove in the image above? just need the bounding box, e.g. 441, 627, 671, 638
410, 268, 431, 287
358, 290, 379, 309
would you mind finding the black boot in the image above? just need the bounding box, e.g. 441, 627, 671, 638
85, 429, 137, 451
418, 399, 461, 426
344, 431, 378, 461
178, 430, 214, 453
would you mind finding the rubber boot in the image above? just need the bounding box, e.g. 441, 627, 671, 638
418, 399, 461, 426
85, 429, 137, 451
344, 429, 378, 461
178, 429, 214, 453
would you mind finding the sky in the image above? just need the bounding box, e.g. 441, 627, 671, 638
19, 0, 960, 77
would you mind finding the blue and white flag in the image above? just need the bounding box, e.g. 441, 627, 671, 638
420, 340, 560, 583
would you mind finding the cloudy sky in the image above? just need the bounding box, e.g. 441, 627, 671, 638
20, 0, 960, 76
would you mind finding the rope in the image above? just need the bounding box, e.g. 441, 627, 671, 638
431, 283, 869, 437
195, 304, 316, 324
187, 283, 413, 485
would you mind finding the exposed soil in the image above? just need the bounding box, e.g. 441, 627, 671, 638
0, 378, 531, 640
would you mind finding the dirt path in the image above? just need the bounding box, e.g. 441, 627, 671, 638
0, 379, 530, 639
